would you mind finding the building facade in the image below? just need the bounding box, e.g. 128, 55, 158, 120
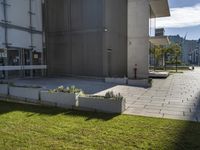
45, 0, 170, 79
169, 35, 200, 65
189, 39, 200, 65
0, 0, 46, 79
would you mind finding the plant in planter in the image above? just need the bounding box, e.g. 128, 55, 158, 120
40, 85, 84, 109
49, 85, 84, 95
79, 91, 126, 113
148, 78, 153, 86
105, 91, 124, 101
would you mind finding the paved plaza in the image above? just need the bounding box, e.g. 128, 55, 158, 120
10, 68, 200, 122
98, 69, 200, 122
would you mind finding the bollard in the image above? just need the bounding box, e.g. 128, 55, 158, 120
134, 64, 137, 79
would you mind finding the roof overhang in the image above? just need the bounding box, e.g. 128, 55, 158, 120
150, 0, 170, 18
149, 36, 170, 46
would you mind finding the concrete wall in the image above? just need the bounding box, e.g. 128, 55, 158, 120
45, 0, 127, 77
128, 0, 150, 79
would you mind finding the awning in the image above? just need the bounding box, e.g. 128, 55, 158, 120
149, 36, 170, 46
150, 0, 170, 18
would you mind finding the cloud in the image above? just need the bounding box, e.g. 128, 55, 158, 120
156, 3, 200, 28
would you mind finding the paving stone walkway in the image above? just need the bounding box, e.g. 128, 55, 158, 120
10, 68, 200, 122
97, 68, 200, 122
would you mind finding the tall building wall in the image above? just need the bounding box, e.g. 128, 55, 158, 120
103, 0, 127, 77
0, 0, 43, 52
0, 0, 44, 79
45, 0, 73, 75
45, 0, 127, 77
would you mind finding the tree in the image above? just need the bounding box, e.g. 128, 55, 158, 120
150, 44, 181, 72
150, 46, 167, 70
166, 44, 181, 72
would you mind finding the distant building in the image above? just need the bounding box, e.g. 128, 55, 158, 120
155, 28, 165, 37
190, 40, 200, 65
169, 35, 199, 65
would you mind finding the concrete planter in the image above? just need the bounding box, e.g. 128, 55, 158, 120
40, 91, 77, 109
105, 77, 127, 85
0, 84, 8, 95
149, 71, 169, 78
78, 96, 126, 113
128, 79, 151, 88
9, 86, 42, 101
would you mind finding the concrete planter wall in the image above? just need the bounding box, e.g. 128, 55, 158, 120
9, 86, 42, 101
0, 84, 8, 95
128, 79, 151, 88
105, 78, 127, 85
40, 91, 77, 109
78, 96, 126, 113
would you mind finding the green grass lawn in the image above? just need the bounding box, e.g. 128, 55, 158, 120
0, 101, 200, 150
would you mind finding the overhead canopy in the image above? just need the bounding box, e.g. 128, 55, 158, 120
149, 36, 170, 46
150, 0, 170, 18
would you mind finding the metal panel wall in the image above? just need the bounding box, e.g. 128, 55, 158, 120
32, 33, 43, 52
103, 0, 127, 77
70, 0, 104, 76
0, 0, 4, 21
46, 0, 72, 75
45, 0, 127, 77
7, 0, 30, 28
0, 0, 43, 51
7, 29, 31, 49
32, 0, 43, 31
0, 26, 5, 48
46, 0, 104, 76
46, 0, 71, 33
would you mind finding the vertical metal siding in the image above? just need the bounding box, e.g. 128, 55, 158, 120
45, 0, 127, 77
103, 0, 127, 77
46, 0, 104, 76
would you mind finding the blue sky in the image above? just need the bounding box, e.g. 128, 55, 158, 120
156, 0, 200, 40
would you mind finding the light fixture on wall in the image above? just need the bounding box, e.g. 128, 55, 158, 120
104, 28, 108, 32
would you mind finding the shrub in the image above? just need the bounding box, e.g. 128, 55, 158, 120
105, 91, 124, 101
49, 85, 84, 95
148, 78, 152, 85
105, 91, 115, 99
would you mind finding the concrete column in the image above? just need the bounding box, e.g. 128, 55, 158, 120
128, 0, 150, 79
